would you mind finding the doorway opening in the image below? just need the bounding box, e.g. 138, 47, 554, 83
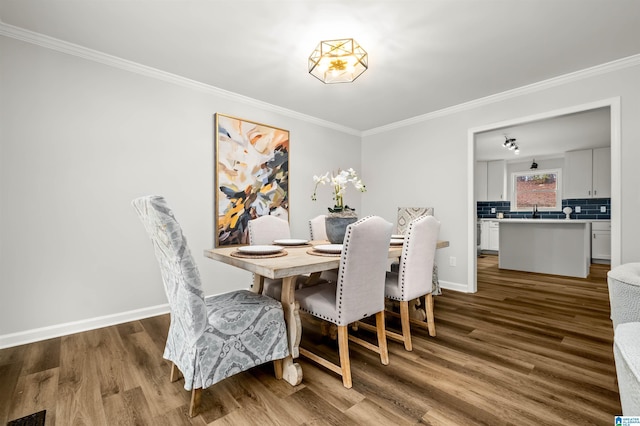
467, 98, 621, 293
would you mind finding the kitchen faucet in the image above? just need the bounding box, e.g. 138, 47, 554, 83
532, 204, 540, 219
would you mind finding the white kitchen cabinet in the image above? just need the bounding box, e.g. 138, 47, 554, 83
480, 220, 490, 249
475, 161, 488, 201
488, 221, 500, 251
592, 221, 611, 261
480, 220, 499, 251
487, 160, 506, 201
592, 147, 611, 198
564, 148, 610, 199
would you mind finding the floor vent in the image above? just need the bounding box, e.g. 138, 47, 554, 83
7, 410, 46, 426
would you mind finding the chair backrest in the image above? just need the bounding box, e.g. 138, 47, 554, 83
336, 216, 393, 325
309, 215, 328, 241
398, 215, 441, 301
396, 207, 434, 234
247, 215, 291, 245
132, 195, 207, 345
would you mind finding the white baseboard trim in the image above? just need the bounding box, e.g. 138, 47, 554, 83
0, 303, 170, 349
439, 280, 471, 293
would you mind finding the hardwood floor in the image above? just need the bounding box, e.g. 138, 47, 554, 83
1, 256, 620, 425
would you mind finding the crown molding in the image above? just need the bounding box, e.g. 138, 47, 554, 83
0, 21, 362, 137
3, 21, 639, 138
362, 54, 640, 137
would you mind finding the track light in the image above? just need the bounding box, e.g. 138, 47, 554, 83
502, 136, 519, 154
530, 159, 538, 169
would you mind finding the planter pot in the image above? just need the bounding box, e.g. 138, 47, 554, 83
325, 216, 358, 244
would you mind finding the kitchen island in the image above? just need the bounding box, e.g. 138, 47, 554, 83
497, 219, 591, 278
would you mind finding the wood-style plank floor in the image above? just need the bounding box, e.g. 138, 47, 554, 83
0, 256, 620, 425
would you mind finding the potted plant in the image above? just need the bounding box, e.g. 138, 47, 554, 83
312, 168, 366, 243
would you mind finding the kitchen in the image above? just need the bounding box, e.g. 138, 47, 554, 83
475, 106, 611, 278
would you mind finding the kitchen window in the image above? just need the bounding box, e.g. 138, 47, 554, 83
511, 169, 561, 211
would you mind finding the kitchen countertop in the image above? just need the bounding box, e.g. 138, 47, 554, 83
479, 218, 610, 223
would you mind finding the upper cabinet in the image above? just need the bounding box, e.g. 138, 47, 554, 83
476, 160, 506, 201
592, 147, 611, 198
487, 160, 506, 201
475, 161, 488, 201
564, 147, 610, 199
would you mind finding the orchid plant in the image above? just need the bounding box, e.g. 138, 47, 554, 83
312, 168, 367, 215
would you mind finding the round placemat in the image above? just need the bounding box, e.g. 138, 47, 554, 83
231, 250, 288, 259
307, 248, 341, 257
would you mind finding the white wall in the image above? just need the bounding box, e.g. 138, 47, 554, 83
362, 63, 640, 292
0, 36, 362, 343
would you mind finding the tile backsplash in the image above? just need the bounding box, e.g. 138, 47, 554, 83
477, 198, 611, 220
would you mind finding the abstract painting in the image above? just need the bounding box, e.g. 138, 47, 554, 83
214, 114, 289, 246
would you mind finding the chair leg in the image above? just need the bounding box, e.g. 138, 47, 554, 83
170, 362, 181, 382
375, 311, 389, 365
425, 293, 436, 337
188, 388, 202, 417
399, 301, 413, 351
337, 325, 352, 388
273, 358, 284, 379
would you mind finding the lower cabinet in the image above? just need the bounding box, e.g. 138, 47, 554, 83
480, 220, 500, 251
592, 221, 611, 261
489, 221, 500, 251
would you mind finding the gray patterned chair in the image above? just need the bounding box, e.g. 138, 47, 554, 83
384, 215, 440, 350
132, 196, 289, 417
295, 215, 393, 388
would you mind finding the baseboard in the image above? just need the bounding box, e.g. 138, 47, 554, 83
0, 303, 170, 349
439, 280, 470, 293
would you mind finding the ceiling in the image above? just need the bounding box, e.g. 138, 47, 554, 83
475, 107, 611, 162
1, 0, 640, 136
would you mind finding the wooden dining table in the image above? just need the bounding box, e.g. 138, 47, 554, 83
204, 239, 449, 386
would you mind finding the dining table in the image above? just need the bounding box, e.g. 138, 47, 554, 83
204, 239, 449, 386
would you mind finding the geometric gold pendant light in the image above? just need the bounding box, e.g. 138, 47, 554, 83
308, 38, 368, 83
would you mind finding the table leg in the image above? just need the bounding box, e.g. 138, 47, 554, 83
280, 275, 303, 386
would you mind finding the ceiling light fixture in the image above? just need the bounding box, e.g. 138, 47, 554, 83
502, 136, 519, 154
530, 159, 539, 170
308, 38, 368, 84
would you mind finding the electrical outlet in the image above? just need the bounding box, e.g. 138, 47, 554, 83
491, 207, 496, 213
449, 256, 456, 267
575, 206, 581, 213
601, 206, 607, 213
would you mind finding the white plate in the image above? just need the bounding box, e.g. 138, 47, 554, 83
390, 238, 405, 245
237, 245, 284, 254
314, 244, 343, 254
391, 234, 404, 239
273, 238, 309, 246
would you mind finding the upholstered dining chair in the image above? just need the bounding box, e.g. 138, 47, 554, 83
309, 214, 339, 283
247, 215, 320, 298
394, 206, 441, 296
295, 215, 393, 388
384, 215, 440, 351
132, 196, 289, 417
248, 214, 291, 245
308, 214, 328, 241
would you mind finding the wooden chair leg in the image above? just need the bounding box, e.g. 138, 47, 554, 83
188, 388, 202, 417
399, 301, 413, 351
170, 362, 181, 382
375, 311, 389, 365
273, 358, 284, 379
425, 293, 436, 337
337, 325, 352, 388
